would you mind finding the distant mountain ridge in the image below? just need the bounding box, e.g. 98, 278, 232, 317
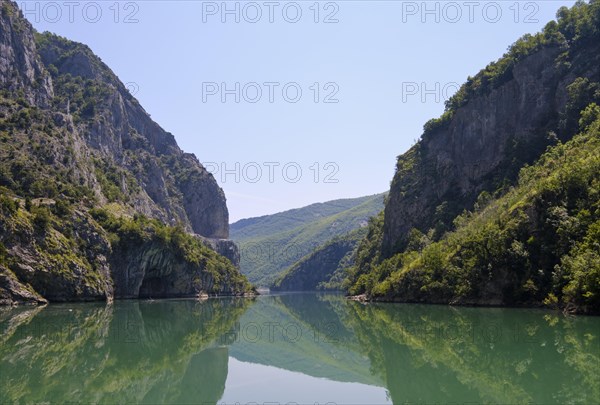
231, 193, 385, 286
272, 227, 368, 291
231, 195, 383, 240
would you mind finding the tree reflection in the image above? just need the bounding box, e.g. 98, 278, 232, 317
339, 302, 600, 404
0, 299, 251, 404
0, 295, 598, 404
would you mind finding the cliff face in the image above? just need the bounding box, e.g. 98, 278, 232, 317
34, 31, 229, 239
0, 266, 47, 305
382, 41, 600, 256
347, 0, 600, 313
1, 2, 228, 239
0, 200, 247, 304
353, 119, 600, 313
111, 240, 242, 299
0, 1, 248, 305
0, 2, 53, 106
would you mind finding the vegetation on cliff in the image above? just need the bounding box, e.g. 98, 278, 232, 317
347, 0, 600, 314
349, 106, 600, 313
272, 227, 367, 291
231, 193, 385, 286
91, 208, 252, 294
0, 188, 112, 303
424, 0, 600, 138
0, 0, 250, 304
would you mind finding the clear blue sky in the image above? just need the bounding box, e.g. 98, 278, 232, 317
21, 0, 576, 222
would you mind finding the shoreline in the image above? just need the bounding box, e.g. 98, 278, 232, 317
346, 294, 599, 316
0, 291, 259, 308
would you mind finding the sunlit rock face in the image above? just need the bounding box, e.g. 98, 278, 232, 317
0, 1, 244, 305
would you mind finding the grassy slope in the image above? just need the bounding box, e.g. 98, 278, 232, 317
231, 193, 385, 286
231, 194, 384, 241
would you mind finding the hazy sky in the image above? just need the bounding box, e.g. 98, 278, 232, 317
20, 0, 576, 222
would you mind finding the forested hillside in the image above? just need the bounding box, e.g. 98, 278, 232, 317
231, 194, 385, 286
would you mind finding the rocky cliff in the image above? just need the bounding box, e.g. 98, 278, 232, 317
382, 36, 600, 257
0, 0, 250, 305
34, 32, 229, 239
348, 0, 600, 313
0, 1, 53, 106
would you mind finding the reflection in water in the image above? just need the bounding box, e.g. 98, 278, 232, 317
228, 293, 383, 388
342, 302, 600, 404
0, 294, 598, 404
0, 299, 249, 404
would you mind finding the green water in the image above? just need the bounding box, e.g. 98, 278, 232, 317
0, 293, 598, 404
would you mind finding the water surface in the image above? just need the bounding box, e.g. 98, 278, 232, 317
0, 293, 598, 404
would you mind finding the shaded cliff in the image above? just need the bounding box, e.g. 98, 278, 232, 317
348, 0, 600, 313
92, 209, 249, 298
383, 20, 600, 257
0, 1, 250, 304
351, 115, 600, 312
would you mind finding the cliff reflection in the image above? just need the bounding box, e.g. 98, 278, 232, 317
340, 301, 600, 404
230, 293, 599, 403
1, 294, 598, 404
0, 299, 250, 404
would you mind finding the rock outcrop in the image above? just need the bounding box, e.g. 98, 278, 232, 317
111, 239, 243, 299
347, 0, 600, 313
0, 266, 47, 305
382, 30, 600, 257
198, 237, 241, 268
0, 1, 249, 305
0, 2, 53, 106
34, 29, 229, 239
